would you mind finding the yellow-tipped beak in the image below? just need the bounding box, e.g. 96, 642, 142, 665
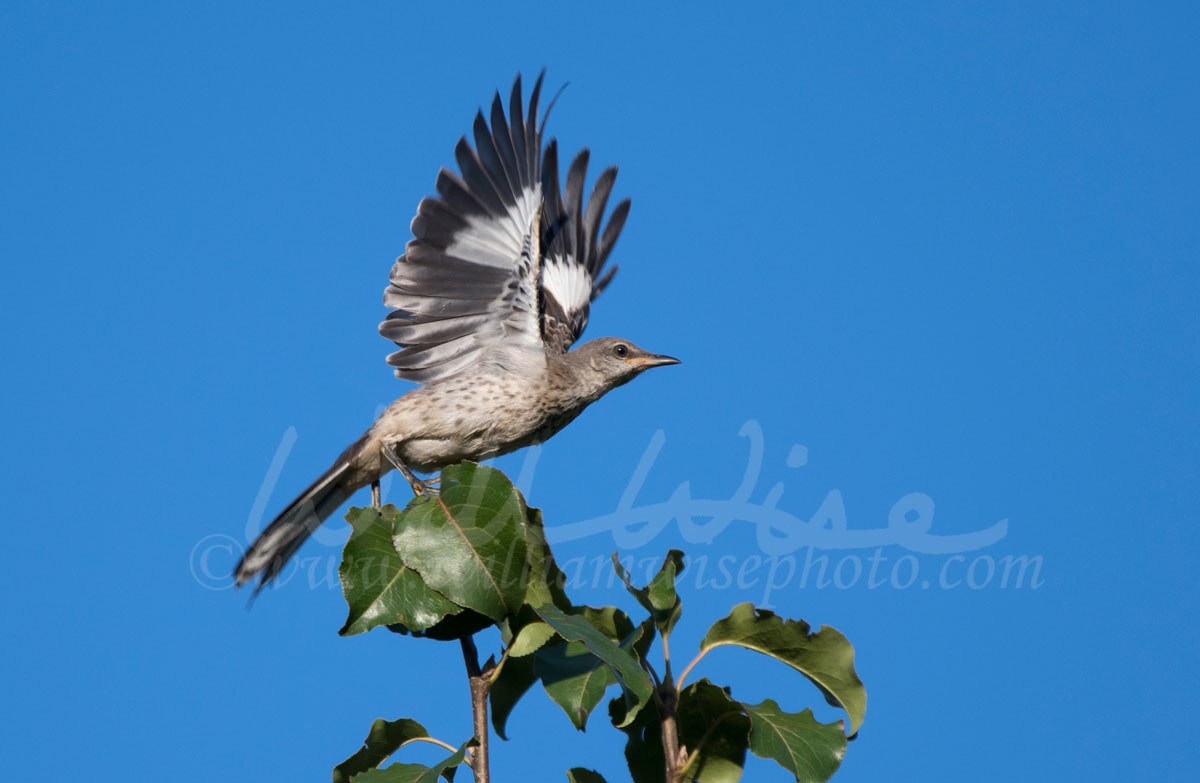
626, 354, 681, 368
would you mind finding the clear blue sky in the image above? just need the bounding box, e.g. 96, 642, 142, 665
3, 2, 1197, 780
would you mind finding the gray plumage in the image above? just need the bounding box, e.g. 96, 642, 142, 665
235, 73, 678, 592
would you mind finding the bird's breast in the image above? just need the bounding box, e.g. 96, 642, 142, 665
369, 357, 600, 471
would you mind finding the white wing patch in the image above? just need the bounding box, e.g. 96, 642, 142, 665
542, 256, 594, 316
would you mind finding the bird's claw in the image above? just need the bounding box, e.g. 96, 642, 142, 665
408, 478, 439, 497
382, 443, 439, 498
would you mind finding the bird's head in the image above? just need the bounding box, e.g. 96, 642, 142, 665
569, 337, 680, 395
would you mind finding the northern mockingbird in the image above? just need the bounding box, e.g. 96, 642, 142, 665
235, 73, 678, 592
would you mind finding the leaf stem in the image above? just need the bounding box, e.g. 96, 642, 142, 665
398, 736, 462, 757
675, 646, 712, 692
643, 657, 663, 692
487, 645, 511, 686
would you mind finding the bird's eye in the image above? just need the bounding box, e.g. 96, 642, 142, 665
613, 344, 629, 358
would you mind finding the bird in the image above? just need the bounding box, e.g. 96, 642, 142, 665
234, 72, 679, 593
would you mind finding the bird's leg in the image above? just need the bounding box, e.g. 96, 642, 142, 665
382, 443, 439, 497
371, 480, 381, 509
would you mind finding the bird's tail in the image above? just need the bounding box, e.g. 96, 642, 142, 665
234, 437, 367, 593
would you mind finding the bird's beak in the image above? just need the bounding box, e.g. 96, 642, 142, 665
626, 353, 681, 368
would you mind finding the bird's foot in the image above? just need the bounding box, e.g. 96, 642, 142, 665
382, 443, 439, 498
406, 476, 440, 497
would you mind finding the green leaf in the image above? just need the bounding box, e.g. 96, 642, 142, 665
489, 651, 538, 741
339, 507, 461, 636
351, 763, 438, 783
509, 621, 557, 657
612, 549, 685, 640
489, 505, 573, 718
743, 700, 846, 783
632, 617, 656, 665
393, 463, 528, 623
537, 637, 622, 731
350, 740, 469, 783
610, 695, 664, 783
566, 769, 609, 783
535, 607, 644, 730
697, 604, 866, 735
521, 504, 571, 610
489, 605, 565, 740
332, 718, 435, 783
677, 680, 751, 783
389, 608, 493, 641
533, 604, 654, 729
487, 602, 561, 734
482, 494, 573, 736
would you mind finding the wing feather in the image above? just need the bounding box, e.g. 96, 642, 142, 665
509, 77, 530, 190
563, 150, 589, 260
489, 92, 523, 195
381, 74, 546, 382
597, 198, 631, 268
453, 138, 508, 218
380, 312, 496, 344
473, 110, 517, 207
537, 144, 630, 354
380, 71, 632, 377
582, 167, 616, 274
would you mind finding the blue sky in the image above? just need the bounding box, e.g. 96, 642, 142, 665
3, 2, 1197, 780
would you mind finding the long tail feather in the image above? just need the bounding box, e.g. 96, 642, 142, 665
234, 439, 366, 594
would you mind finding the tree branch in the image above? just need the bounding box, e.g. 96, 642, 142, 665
658, 684, 684, 783
460, 636, 490, 783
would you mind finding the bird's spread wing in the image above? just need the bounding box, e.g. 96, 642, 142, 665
538, 142, 630, 354
381, 74, 547, 382
381, 72, 632, 379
